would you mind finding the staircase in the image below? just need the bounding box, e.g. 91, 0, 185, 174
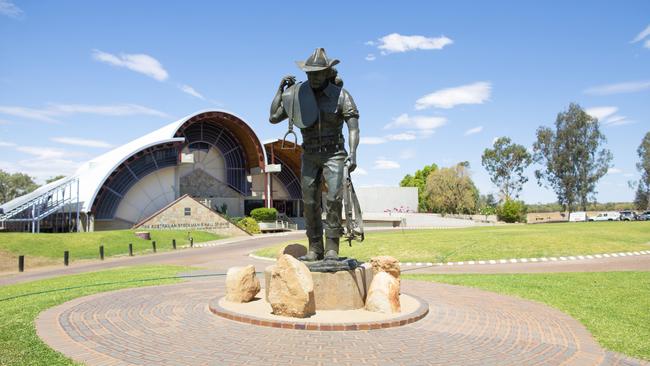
0, 177, 80, 233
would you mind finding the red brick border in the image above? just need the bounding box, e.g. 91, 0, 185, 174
208, 294, 429, 331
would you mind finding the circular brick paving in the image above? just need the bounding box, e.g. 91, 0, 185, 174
36, 279, 646, 365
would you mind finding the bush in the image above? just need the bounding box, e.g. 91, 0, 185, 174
250, 207, 278, 222
237, 217, 260, 234
497, 199, 527, 223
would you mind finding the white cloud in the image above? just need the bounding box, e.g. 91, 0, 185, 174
5, 146, 86, 181
92, 49, 169, 81
624, 173, 635, 178
16, 158, 81, 182
374, 33, 453, 54
0, 140, 16, 147
0, 103, 169, 122
0, 0, 22, 18
0, 106, 59, 122
607, 168, 622, 174
585, 106, 618, 121
360, 132, 417, 145
386, 133, 416, 141
365, 53, 376, 61
179, 84, 205, 100
631, 24, 650, 43
0, 119, 13, 125
584, 80, 650, 95
374, 158, 400, 170
464, 126, 483, 136
602, 115, 633, 127
49, 103, 168, 117
384, 113, 447, 131
645, 39, 650, 49
16, 146, 70, 159
360, 137, 387, 145
400, 148, 416, 159
364, 41, 375, 46
415, 81, 491, 110
51, 137, 113, 148
353, 167, 368, 176
585, 106, 634, 127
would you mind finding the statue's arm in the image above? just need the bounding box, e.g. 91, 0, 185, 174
269, 75, 294, 124
342, 90, 359, 172
346, 117, 359, 166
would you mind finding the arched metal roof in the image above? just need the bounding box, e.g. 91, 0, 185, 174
87, 110, 267, 218
1, 110, 266, 216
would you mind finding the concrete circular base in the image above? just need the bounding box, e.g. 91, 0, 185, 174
209, 293, 428, 331
264, 264, 374, 310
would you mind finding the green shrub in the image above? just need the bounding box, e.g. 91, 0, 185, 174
250, 207, 278, 222
237, 217, 260, 234
497, 199, 527, 223
228, 216, 243, 225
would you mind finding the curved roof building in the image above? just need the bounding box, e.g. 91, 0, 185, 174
0, 110, 303, 232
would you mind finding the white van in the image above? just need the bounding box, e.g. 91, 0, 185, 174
588, 212, 621, 221
569, 211, 587, 222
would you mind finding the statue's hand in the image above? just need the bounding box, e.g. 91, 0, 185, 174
345, 153, 357, 173
280, 75, 296, 90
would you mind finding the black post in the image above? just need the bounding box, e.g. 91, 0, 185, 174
152, 241, 157, 253
129, 243, 133, 256
172, 239, 176, 250
190, 237, 194, 248
64, 251, 69, 266
18, 255, 24, 272
99, 245, 104, 260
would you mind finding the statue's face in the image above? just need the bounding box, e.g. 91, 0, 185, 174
307, 69, 330, 89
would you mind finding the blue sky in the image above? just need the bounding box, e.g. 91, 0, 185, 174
0, 0, 648, 204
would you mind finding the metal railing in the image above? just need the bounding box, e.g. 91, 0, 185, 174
258, 220, 298, 232
0, 177, 80, 233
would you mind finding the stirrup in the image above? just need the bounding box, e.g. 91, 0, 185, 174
281, 129, 298, 150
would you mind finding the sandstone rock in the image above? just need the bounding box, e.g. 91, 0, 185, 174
370, 255, 401, 279
365, 271, 401, 313
268, 254, 315, 318
276, 243, 308, 259
225, 265, 260, 303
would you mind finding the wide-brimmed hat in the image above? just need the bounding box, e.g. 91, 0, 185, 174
295, 48, 340, 72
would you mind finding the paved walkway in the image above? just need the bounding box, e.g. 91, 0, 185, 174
37, 278, 646, 366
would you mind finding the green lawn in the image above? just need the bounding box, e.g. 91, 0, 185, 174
0, 265, 189, 366
0, 229, 225, 262
255, 222, 650, 262
405, 271, 650, 361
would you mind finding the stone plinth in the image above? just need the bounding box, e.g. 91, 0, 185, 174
265, 264, 373, 310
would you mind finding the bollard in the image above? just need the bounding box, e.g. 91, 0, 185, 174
18, 255, 24, 272
129, 243, 133, 256
172, 239, 176, 250
64, 251, 69, 266
152, 241, 157, 253
190, 237, 194, 248
99, 245, 104, 260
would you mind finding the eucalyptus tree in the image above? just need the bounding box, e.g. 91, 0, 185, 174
481, 137, 532, 201
532, 103, 612, 213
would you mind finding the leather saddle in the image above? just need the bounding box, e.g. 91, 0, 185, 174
281, 81, 319, 129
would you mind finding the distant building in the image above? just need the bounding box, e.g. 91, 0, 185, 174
0, 110, 415, 233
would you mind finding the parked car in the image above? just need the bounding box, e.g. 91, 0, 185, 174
619, 211, 638, 221
588, 212, 621, 221
638, 211, 650, 221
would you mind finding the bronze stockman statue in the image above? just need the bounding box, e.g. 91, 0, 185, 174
270, 48, 363, 264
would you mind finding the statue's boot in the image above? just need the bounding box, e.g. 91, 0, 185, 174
323, 237, 340, 261
298, 238, 323, 261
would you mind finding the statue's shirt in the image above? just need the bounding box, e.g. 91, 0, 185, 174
299, 83, 359, 148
